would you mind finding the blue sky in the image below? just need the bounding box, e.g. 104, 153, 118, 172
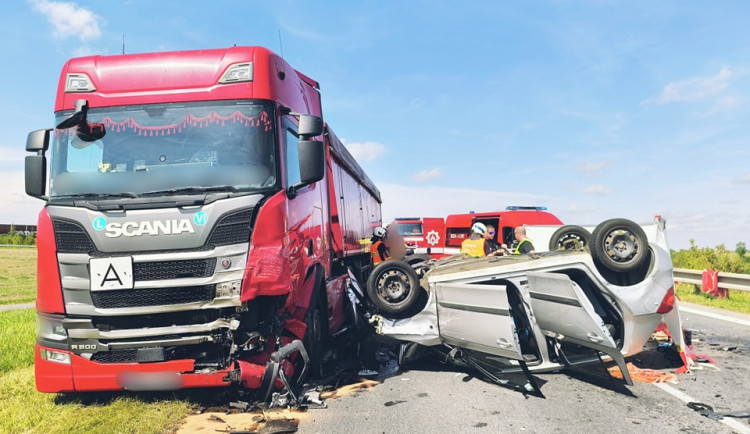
2, 1, 749, 250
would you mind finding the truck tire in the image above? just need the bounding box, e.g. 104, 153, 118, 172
548, 225, 591, 251
590, 219, 649, 273
303, 281, 328, 380
366, 260, 421, 316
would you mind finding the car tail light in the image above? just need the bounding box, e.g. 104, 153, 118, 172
657, 287, 676, 314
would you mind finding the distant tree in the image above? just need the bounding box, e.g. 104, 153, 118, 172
737, 241, 747, 257
671, 240, 750, 274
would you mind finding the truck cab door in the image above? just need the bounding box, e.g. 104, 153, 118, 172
435, 282, 525, 361
525, 271, 633, 385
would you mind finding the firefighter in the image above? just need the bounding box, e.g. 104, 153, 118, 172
370, 226, 390, 265
512, 226, 536, 256
460, 222, 489, 257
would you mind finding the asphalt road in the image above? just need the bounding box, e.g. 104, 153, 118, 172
6, 300, 749, 433
299, 302, 750, 434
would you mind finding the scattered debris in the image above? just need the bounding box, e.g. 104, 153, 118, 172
607, 363, 677, 383
210, 414, 228, 423
688, 402, 750, 421
319, 379, 381, 400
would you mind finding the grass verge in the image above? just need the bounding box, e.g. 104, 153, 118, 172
0, 308, 36, 373
0, 309, 208, 433
675, 283, 750, 314
0, 246, 37, 305
0, 368, 198, 434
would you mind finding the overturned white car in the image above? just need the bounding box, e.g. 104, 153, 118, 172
364, 217, 690, 394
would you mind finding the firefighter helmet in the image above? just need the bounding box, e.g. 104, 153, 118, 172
471, 222, 487, 235
373, 226, 387, 238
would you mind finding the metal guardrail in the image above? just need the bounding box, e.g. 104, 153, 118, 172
674, 268, 750, 292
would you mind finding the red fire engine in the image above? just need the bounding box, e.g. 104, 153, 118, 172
395, 206, 563, 259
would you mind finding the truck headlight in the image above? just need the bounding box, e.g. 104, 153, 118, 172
37, 314, 68, 342
40, 349, 71, 365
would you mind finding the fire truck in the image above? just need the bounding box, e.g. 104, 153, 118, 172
395, 207, 564, 259
24, 46, 381, 397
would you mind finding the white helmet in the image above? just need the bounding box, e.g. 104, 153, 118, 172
471, 222, 487, 235
373, 226, 387, 238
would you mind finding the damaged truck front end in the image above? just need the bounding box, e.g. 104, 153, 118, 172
29, 47, 381, 399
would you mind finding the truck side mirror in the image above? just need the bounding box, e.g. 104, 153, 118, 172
25, 128, 51, 199
297, 139, 325, 186
26, 128, 51, 152
298, 115, 323, 138
25, 155, 47, 198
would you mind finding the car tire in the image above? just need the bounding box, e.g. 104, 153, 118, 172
404, 253, 432, 265
548, 225, 591, 251
366, 260, 421, 315
590, 218, 649, 273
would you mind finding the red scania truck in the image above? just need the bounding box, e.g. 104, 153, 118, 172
24, 46, 381, 397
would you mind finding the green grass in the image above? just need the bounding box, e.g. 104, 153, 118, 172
0, 367, 199, 434
0, 246, 37, 305
675, 283, 750, 314
0, 308, 36, 373
0, 308, 210, 433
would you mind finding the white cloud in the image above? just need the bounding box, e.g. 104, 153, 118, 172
31, 0, 102, 41
583, 184, 611, 195
739, 173, 750, 184
412, 168, 442, 183
0, 171, 44, 225
576, 161, 611, 177
643, 67, 732, 105
378, 183, 551, 223
342, 140, 386, 161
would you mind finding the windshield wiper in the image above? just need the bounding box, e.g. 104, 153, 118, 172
57, 192, 139, 199
140, 186, 241, 196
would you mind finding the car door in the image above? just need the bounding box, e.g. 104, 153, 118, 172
525, 271, 633, 385
434, 282, 525, 361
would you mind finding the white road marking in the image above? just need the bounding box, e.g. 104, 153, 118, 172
653, 383, 750, 433
679, 306, 750, 327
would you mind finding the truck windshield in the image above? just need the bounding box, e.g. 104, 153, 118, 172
398, 223, 423, 236
49, 100, 276, 199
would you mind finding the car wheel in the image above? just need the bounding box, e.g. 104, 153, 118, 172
590, 218, 649, 273
404, 253, 432, 265
548, 225, 591, 251
366, 260, 421, 315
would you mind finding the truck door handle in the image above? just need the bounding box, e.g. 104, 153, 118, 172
587, 332, 604, 343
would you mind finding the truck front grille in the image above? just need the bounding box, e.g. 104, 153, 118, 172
90, 343, 226, 365
53, 220, 95, 253
90, 349, 138, 363
133, 258, 217, 280
207, 208, 253, 246
91, 285, 215, 308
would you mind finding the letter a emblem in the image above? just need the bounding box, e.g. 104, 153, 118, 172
101, 263, 124, 287
90, 257, 133, 290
